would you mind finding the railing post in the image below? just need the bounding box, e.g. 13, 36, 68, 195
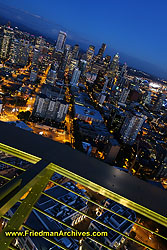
0, 167, 54, 250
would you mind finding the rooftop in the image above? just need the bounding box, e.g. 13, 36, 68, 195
75, 104, 103, 122
0, 121, 166, 223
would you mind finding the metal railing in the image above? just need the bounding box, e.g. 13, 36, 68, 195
0, 121, 166, 250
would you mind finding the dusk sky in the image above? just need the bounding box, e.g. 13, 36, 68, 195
0, 0, 167, 78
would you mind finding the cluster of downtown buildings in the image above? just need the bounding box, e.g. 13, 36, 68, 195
0, 22, 167, 249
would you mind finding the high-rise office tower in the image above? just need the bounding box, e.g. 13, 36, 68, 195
98, 77, 109, 105
85, 45, 95, 72
96, 43, 106, 61
99, 93, 107, 105
46, 63, 58, 85
153, 154, 167, 179
55, 31, 67, 52
64, 44, 71, 56
61, 44, 71, 70
118, 63, 128, 89
30, 68, 38, 82
0, 27, 14, 59
33, 94, 68, 122
154, 93, 166, 111
110, 110, 126, 134
10, 39, 30, 66
102, 76, 109, 93
70, 68, 81, 85
86, 45, 95, 62
94, 71, 106, 91
35, 36, 45, 51
120, 112, 147, 145
9, 39, 19, 62
120, 62, 127, 77
144, 91, 152, 105
68, 59, 79, 73
110, 53, 119, 72
119, 88, 130, 103
104, 55, 111, 69
18, 40, 30, 66
33, 94, 50, 118
79, 59, 87, 74
31, 49, 40, 68
71, 44, 79, 59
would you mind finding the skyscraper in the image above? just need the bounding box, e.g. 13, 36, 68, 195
86, 45, 95, 62
70, 68, 81, 85
55, 31, 67, 52
144, 91, 152, 105
98, 77, 109, 105
120, 62, 127, 78
68, 59, 79, 73
101, 76, 109, 93
120, 113, 147, 145
154, 93, 166, 112
85, 45, 95, 72
30, 68, 38, 82
31, 49, 40, 68
46, 63, 58, 85
35, 36, 46, 51
10, 39, 30, 66
71, 44, 79, 59
119, 88, 130, 104
96, 43, 106, 61
33, 94, 50, 118
79, 59, 87, 74
61, 44, 71, 70
110, 53, 120, 77
0, 27, 14, 59
33, 94, 68, 122
103, 55, 111, 70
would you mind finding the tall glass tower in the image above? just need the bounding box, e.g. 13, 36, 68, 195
55, 31, 67, 52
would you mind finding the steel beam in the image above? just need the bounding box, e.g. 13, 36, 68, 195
0, 167, 54, 250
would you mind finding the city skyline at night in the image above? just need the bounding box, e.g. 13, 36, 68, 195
0, 0, 166, 79
0, 2, 166, 250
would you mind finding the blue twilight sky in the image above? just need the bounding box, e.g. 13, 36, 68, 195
0, 0, 167, 78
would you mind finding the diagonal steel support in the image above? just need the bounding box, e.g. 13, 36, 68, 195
0, 167, 54, 250
0, 159, 52, 217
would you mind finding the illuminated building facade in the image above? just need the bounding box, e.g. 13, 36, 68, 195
10, 39, 30, 66
119, 88, 130, 104
46, 63, 58, 85
35, 36, 46, 51
71, 44, 79, 59
95, 43, 106, 62
31, 49, 40, 68
0, 27, 14, 59
103, 55, 111, 70
154, 93, 166, 111
79, 59, 87, 74
61, 44, 71, 70
55, 31, 67, 52
109, 53, 120, 78
33, 94, 68, 122
70, 68, 81, 85
30, 68, 38, 82
120, 112, 147, 145
85, 45, 95, 72
68, 58, 79, 73
120, 62, 127, 78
